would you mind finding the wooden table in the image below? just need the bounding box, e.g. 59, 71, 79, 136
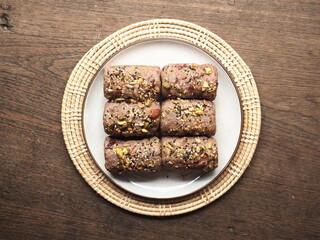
1, 1, 319, 239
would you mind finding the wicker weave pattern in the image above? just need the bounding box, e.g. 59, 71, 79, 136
61, 19, 261, 216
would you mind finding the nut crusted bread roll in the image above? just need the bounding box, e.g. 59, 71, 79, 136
103, 100, 161, 137
105, 137, 162, 173
162, 137, 218, 172
161, 99, 216, 136
104, 65, 161, 101
161, 63, 218, 100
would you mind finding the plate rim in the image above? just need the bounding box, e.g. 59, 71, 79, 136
82, 38, 244, 199
61, 18, 261, 216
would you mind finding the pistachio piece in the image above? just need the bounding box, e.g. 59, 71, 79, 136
174, 84, 181, 89
107, 88, 113, 92
201, 145, 207, 151
203, 81, 209, 88
117, 121, 127, 125
195, 109, 204, 115
115, 98, 125, 101
141, 129, 149, 133
166, 143, 173, 150
163, 82, 171, 89
138, 103, 145, 108
204, 67, 212, 74
122, 147, 130, 155
116, 148, 123, 159
145, 99, 151, 106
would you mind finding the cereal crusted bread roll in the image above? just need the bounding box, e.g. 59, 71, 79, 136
161, 63, 218, 100
105, 137, 162, 173
161, 99, 216, 136
104, 65, 161, 101
162, 137, 218, 172
103, 100, 161, 137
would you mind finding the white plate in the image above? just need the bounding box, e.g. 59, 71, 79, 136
83, 39, 242, 199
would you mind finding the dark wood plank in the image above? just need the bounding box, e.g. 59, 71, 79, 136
1, 0, 319, 239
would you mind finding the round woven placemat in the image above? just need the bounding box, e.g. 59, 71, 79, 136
61, 19, 261, 216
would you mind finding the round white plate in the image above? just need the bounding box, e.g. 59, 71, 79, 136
83, 39, 242, 199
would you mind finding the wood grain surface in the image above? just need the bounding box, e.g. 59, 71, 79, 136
1, 0, 319, 239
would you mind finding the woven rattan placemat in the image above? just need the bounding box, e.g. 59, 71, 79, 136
61, 19, 261, 216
